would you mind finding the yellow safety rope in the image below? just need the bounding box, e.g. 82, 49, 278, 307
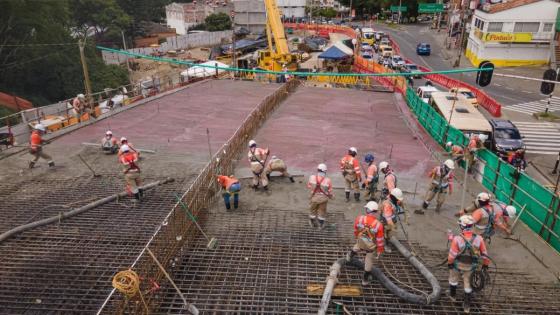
112, 269, 149, 314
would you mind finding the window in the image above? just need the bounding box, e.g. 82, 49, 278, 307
543, 22, 554, 32
487, 22, 503, 32
514, 22, 540, 33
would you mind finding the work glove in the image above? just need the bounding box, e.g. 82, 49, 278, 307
448, 263, 454, 270
361, 183, 366, 189
482, 265, 489, 271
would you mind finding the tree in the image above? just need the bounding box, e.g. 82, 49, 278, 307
205, 13, 232, 32
70, 0, 131, 39
116, 0, 172, 24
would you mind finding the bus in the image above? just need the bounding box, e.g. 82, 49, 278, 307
361, 28, 375, 46
429, 92, 492, 145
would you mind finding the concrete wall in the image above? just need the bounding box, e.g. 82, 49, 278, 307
277, 0, 306, 18
166, 3, 187, 35
233, 0, 266, 32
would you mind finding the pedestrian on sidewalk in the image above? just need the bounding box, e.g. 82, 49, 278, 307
340, 147, 362, 202
307, 163, 333, 229
28, 124, 55, 169
418, 159, 455, 214
217, 175, 241, 210
265, 155, 295, 183
247, 139, 270, 191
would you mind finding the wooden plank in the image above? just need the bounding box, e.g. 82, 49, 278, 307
306, 283, 362, 297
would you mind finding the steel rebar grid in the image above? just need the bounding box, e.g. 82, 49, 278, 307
0, 175, 187, 314
153, 206, 560, 315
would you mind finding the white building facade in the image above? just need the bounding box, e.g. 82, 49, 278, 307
466, 0, 560, 67
277, 0, 307, 18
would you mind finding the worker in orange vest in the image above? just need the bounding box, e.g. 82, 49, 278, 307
28, 124, 55, 169
307, 163, 333, 229
101, 130, 119, 154
119, 144, 143, 201
265, 155, 295, 183
217, 175, 241, 210
448, 215, 490, 313
419, 159, 455, 214
346, 201, 385, 286
465, 134, 485, 172
378, 161, 396, 200
362, 153, 378, 201
446, 141, 464, 162
247, 140, 270, 190
379, 188, 404, 253
340, 147, 362, 202
118, 137, 139, 158
471, 199, 497, 239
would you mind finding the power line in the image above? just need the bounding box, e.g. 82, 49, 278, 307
0, 43, 79, 47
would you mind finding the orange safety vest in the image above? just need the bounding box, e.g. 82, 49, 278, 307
354, 214, 385, 252
340, 155, 361, 174
120, 152, 140, 173
30, 130, 42, 150
217, 175, 239, 190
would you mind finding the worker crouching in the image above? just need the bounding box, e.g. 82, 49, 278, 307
265, 155, 295, 183
119, 144, 143, 202
28, 124, 55, 169
448, 215, 490, 313
307, 163, 333, 229
419, 159, 455, 214
247, 140, 270, 191
340, 147, 362, 202
101, 130, 119, 154
217, 175, 241, 210
346, 201, 385, 286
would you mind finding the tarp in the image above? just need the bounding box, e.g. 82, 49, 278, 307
180, 60, 229, 79
318, 43, 352, 60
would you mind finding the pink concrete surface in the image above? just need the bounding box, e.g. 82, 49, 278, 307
250, 86, 433, 186
50, 80, 280, 155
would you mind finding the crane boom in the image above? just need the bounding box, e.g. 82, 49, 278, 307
263, 0, 290, 56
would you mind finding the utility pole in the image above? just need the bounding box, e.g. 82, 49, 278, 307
453, 1, 467, 67
78, 39, 93, 114
230, 10, 236, 79
121, 30, 133, 86
398, 0, 402, 24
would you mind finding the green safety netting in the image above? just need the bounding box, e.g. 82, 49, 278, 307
404, 87, 560, 253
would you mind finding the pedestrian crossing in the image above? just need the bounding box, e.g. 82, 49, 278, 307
505, 96, 560, 115
512, 121, 560, 155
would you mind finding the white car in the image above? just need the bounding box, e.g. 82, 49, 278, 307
391, 55, 405, 69
361, 43, 373, 52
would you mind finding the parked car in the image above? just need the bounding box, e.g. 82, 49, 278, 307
416, 42, 431, 56
391, 55, 405, 69
450, 87, 479, 108
489, 119, 525, 160
404, 63, 422, 78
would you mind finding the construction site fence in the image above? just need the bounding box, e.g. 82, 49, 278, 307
101, 80, 301, 313
405, 87, 560, 253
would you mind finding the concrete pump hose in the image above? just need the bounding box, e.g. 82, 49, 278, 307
0, 178, 174, 243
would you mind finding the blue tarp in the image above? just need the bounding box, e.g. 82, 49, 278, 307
318, 45, 351, 60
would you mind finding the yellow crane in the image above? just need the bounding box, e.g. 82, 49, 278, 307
258, 0, 299, 72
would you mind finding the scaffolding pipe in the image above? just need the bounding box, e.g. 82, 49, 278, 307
0, 178, 174, 243
318, 237, 441, 314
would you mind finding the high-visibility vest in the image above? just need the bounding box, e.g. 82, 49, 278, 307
30, 130, 42, 150
120, 152, 140, 173
218, 175, 239, 190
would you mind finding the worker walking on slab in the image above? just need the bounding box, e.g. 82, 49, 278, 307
119, 144, 143, 202
362, 153, 379, 202
340, 147, 362, 202
265, 155, 295, 183
101, 130, 119, 154
378, 161, 396, 200
307, 163, 333, 229
379, 188, 404, 253
217, 175, 241, 210
346, 201, 385, 286
28, 124, 55, 169
446, 142, 464, 162
118, 137, 139, 158
419, 159, 455, 214
247, 140, 270, 190
448, 215, 490, 313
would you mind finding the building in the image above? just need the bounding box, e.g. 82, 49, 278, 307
465, 0, 560, 67
166, 2, 233, 35
277, 0, 307, 19
233, 0, 267, 33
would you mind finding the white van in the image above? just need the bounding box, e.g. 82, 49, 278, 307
416, 85, 439, 103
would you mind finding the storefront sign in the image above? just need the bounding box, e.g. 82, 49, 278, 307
483, 32, 532, 42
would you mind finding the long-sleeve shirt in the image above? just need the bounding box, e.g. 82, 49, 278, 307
307, 174, 333, 197
354, 214, 385, 254
448, 231, 490, 266
429, 165, 454, 193
340, 155, 361, 178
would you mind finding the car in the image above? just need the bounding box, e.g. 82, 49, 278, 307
362, 51, 373, 59
361, 43, 373, 52
404, 63, 422, 78
379, 45, 393, 58
450, 87, 479, 108
416, 85, 439, 103
375, 31, 385, 41
416, 42, 431, 56
391, 55, 405, 69
489, 119, 525, 160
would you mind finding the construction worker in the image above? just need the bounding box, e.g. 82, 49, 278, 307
247, 140, 269, 190
378, 161, 396, 200
508, 149, 527, 172
492, 202, 517, 236
307, 163, 333, 229
465, 134, 484, 172
217, 175, 241, 210
471, 197, 496, 239
361, 153, 378, 201
340, 147, 362, 202
265, 155, 295, 183
118, 137, 139, 158
379, 188, 404, 253
346, 201, 385, 286
101, 130, 119, 154
448, 215, 490, 313
458, 192, 491, 217
72, 93, 86, 118
119, 144, 143, 202
446, 141, 464, 162
419, 159, 455, 214
28, 124, 55, 169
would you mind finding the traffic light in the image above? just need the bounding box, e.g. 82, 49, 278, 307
540, 69, 557, 95
476, 61, 494, 87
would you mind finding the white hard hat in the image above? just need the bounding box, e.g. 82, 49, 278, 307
478, 134, 488, 142
120, 144, 130, 152
364, 201, 379, 213
317, 163, 327, 172
120, 137, 127, 142
390, 188, 404, 201
379, 161, 389, 171
248, 140, 257, 147
477, 192, 490, 202
446, 141, 453, 147
106, 130, 113, 136
77, 93, 85, 99
349, 147, 357, 154
459, 215, 475, 229
444, 159, 455, 170
35, 124, 46, 132
505, 205, 517, 219
271, 155, 278, 160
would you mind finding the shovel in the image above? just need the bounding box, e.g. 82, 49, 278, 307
175, 194, 218, 249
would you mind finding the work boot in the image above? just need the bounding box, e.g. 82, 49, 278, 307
308, 218, 317, 228
48, 161, 55, 167
28, 161, 35, 169
139, 189, 144, 198
354, 192, 360, 202
422, 201, 429, 209
133, 192, 141, 202
345, 250, 356, 263
414, 209, 425, 215
361, 271, 372, 286
345, 191, 350, 202
289, 176, 295, 183
463, 292, 472, 313
448, 285, 457, 302
263, 185, 269, 191
318, 219, 326, 230
266, 173, 271, 180
252, 184, 258, 191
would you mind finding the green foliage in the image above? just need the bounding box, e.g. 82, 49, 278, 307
338, 0, 419, 17
116, 0, 172, 23
205, 13, 232, 32
70, 0, 132, 38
